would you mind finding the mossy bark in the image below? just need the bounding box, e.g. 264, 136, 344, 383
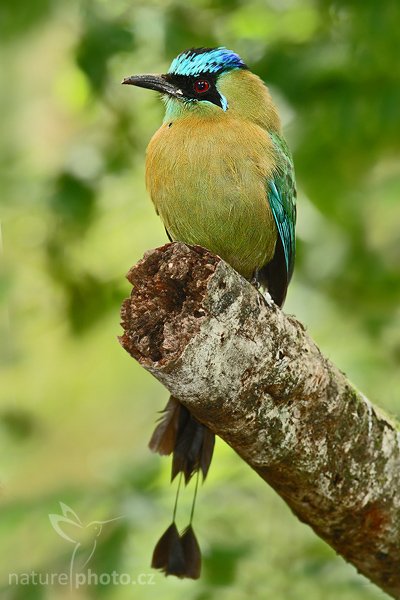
120, 242, 400, 599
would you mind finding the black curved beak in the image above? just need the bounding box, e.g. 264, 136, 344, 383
121, 74, 183, 99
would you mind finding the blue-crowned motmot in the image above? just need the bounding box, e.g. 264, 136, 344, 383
123, 47, 296, 579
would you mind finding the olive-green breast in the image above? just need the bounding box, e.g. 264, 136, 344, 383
145, 114, 278, 279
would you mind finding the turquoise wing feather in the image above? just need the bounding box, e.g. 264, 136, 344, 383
261, 133, 296, 306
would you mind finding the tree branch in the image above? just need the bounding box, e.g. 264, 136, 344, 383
120, 242, 400, 599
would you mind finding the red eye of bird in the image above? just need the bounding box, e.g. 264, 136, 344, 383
194, 80, 210, 94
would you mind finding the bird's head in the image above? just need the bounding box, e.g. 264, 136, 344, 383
122, 47, 280, 130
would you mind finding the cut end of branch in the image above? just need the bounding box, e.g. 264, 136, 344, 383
120, 243, 220, 365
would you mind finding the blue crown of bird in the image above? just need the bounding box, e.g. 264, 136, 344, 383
123, 46, 296, 580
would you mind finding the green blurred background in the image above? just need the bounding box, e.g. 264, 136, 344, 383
1, 0, 399, 598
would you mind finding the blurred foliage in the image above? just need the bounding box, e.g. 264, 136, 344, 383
0, 0, 399, 599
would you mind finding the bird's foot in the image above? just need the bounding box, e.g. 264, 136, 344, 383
250, 268, 260, 290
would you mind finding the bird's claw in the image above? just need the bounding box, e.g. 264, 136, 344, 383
250, 268, 260, 290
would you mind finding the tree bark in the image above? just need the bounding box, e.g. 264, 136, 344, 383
120, 242, 400, 599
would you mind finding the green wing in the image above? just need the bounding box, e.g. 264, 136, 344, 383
260, 132, 296, 306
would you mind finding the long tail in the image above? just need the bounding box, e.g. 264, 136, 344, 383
148, 396, 215, 578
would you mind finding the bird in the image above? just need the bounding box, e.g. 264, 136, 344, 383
49, 502, 122, 588
122, 46, 296, 579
